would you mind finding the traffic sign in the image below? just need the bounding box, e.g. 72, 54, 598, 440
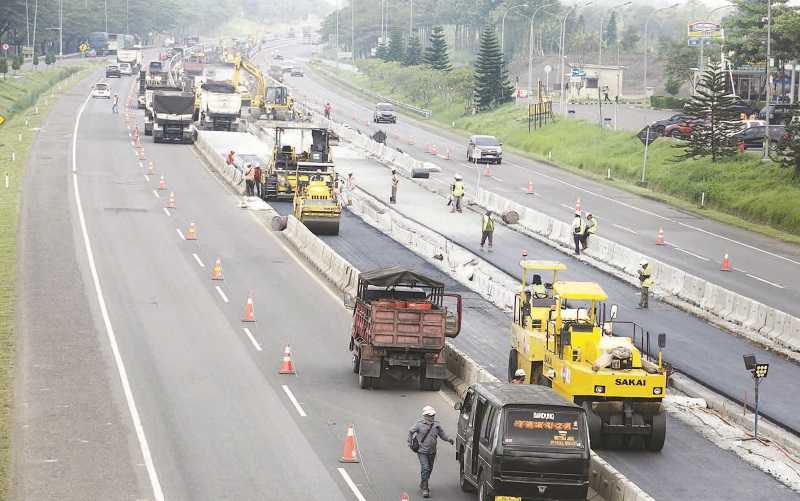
637, 126, 658, 146
1, 43, 8, 52
79, 42, 89, 54
544, 64, 552, 74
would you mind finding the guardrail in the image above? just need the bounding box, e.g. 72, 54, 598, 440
310, 62, 432, 119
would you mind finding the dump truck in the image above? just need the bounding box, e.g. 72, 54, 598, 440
144, 84, 182, 136
510, 262, 668, 451
348, 268, 462, 390
151, 91, 196, 144
198, 80, 241, 131
117, 48, 142, 71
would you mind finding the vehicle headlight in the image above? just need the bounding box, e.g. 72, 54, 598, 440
653, 387, 663, 395
594, 385, 605, 394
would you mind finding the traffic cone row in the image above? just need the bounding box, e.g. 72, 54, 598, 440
527, 180, 534, 194
442, 148, 451, 160
137, 148, 145, 160
148, 160, 155, 175
279, 345, 295, 374
430, 144, 438, 155
339, 423, 359, 463
655, 227, 665, 245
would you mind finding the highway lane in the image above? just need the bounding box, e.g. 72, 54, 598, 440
67, 72, 471, 500
271, 43, 800, 320
334, 153, 800, 437
266, 202, 797, 500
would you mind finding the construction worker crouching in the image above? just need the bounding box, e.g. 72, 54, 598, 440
511, 368, 526, 384
450, 174, 465, 213
572, 211, 584, 255
582, 212, 597, 250
638, 259, 653, 309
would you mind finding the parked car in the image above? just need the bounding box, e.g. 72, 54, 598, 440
91, 82, 111, 99
729, 96, 755, 118
664, 119, 703, 139
467, 135, 503, 164
118, 62, 133, 75
373, 102, 397, 124
759, 103, 795, 125
290, 67, 304, 77
455, 383, 591, 501
649, 113, 689, 135
731, 125, 788, 150
105, 64, 120, 78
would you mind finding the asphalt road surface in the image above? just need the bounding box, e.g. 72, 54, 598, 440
272, 43, 800, 321
14, 61, 472, 501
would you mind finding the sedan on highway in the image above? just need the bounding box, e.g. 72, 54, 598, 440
91, 82, 111, 99
105, 64, 120, 78
649, 113, 689, 135
373, 102, 397, 124
118, 62, 133, 75
467, 135, 503, 164
290, 67, 304, 77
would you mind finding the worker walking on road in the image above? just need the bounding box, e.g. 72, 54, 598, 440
480, 210, 495, 251
244, 163, 255, 197
572, 211, 585, 255
111, 93, 119, 114
582, 212, 597, 250
638, 260, 653, 309
408, 405, 454, 498
450, 174, 465, 213
390, 168, 399, 204
253, 164, 262, 198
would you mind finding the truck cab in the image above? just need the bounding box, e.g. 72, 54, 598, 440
455, 383, 590, 501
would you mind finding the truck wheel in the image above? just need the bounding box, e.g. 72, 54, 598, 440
507, 349, 518, 382
646, 412, 666, 452
358, 374, 373, 389
459, 458, 475, 493
351, 353, 360, 374
478, 471, 494, 501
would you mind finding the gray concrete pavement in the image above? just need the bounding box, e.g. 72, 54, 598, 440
274, 43, 800, 322
552, 102, 676, 133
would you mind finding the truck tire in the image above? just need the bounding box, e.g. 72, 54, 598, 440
646, 412, 666, 452
583, 402, 602, 449
507, 349, 518, 382
459, 458, 475, 493
420, 377, 442, 391
478, 471, 494, 501
351, 353, 360, 374
359, 374, 375, 389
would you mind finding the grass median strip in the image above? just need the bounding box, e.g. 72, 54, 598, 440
0, 62, 95, 498
314, 61, 800, 243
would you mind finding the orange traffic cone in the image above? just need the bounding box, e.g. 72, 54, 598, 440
279, 345, 295, 374
721, 253, 731, 272
167, 191, 176, 209
339, 423, 359, 463
186, 222, 197, 240
242, 293, 255, 322
575, 198, 582, 213
400, 493, 409, 501
148, 160, 155, 175
656, 227, 665, 245
211, 258, 223, 280
527, 180, 534, 194
158, 175, 166, 190
425, 143, 432, 154
483, 165, 492, 177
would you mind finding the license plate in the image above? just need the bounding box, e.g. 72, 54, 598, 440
496, 497, 521, 501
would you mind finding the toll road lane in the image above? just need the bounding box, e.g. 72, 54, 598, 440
275, 43, 800, 319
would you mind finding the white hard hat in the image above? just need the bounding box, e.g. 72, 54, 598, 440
454, 174, 463, 180
422, 405, 436, 416
514, 369, 526, 377
640, 259, 648, 266
587, 212, 593, 217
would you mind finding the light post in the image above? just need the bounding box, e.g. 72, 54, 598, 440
598, 1, 631, 65
351, 0, 355, 64
501, 3, 529, 55
763, 0, 772, 161
527, 3, 557, 103
559, 2, 593, 114
335, 0, 340, 57
643, 3, 679, 95
743, 354, 769, 440
409, 0, 413, 37
104, 0, 108, 33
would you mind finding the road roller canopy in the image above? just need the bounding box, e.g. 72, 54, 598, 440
520, 260, 567, 272
553, 282, 608, 301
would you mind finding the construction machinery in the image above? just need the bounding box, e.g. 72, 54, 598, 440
510, 260, 668, 451
232, 55, 295, 120
151, 91, 196, 144
347, 268, 462, 390
292, 169, 341, 235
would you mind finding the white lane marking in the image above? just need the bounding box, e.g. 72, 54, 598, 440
162, 207, 171, 217
506, 162, 800, 267
672, 246, 710, 262
144, 175, 150, 182
337, 468, 367, 501
176, 228, 185, 240
460, 162, 476, 170
491, 175, 504, 182
152, 189, 160, 198
242, 327, 262, 351
612, 223, 638, 235
281, 385, 307, 417
72, 92, 165, 500
215, 285, 229, 303
559, 203, 574, 211
192, 253, 205, 268
745, 273, 785, 289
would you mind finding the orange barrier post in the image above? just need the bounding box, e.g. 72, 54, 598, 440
186, 222, 197, 241
211, 259, 223, 280
242, 293, 255, 321
158, 175, 167, 190
527, 180, 534, 194
721, 253, 731, 272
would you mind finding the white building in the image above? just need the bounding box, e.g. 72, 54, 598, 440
566, 64, 625, 100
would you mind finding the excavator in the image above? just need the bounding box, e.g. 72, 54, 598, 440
509, 258, 668, 451
232, 54, 295, 120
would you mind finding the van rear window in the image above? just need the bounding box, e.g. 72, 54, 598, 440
504, 408, 584, 449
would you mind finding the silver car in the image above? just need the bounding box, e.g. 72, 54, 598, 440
467, 135, 503, 164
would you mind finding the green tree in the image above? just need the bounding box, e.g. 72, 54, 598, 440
12, 53, 21, 72
424, 25, 451, 71
0, 57, 7, 79
620, 23, 640, 51
404, 35, 422, 66
604, 11, 618, 49
659, 39, 701, 92
664, 77, 682, 96
32, 52, 39, 69
777, 108, 800, 179
386, 28, 405, 62
472, 25, 513, 112
679, 62, 741, 162
45, 51, 55, 65
376, 41, 389, 61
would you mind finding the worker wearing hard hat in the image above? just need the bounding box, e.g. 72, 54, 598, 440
408, 405, 454, 498
571, 211, 584, 255
638, 259, 653, 309
582, 212, 597, 250
450, 174, 465, 213
511, 368, 526, 384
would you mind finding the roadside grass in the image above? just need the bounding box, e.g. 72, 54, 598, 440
316, 63, 800, 242
0, 62, 95, 498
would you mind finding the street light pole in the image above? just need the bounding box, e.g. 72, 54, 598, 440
763, 0, 772, 160
351, 0, 355, 64
501, 3, 529, 55
559, 3, 593, 114
527, 3, 557, 103
599, 1, 631, 65
59, 0, 63, 57
643, 3, 679, 95
335, 0, 340, 56
409, 0, 413, 37
104, 0, 108, 33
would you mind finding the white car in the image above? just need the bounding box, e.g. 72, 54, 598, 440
91, 82, 111, 99
119, 62, 133, 75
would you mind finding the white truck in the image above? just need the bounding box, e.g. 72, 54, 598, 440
198, 81, 241, 132
117, 49, 142, 73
